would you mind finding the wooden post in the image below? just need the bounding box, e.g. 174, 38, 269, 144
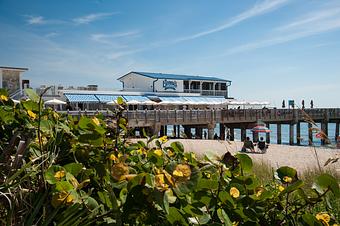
296, 122, 301, 145
241, 128, 247, 141
229, 127, 235, 141
160, 126, 164, 136
208, 124, 215, 140
164, 125, 167, 136
336, 121, 339, 140
308, 123, 313, 145
321, 122, 328, 145
184, 126, 191, 139
173, 125, 177, 138
266, 123, 270, 144
177, 125, 181, 138
195, 127, 203, 139
289, 123, 294, 145
252, 131, 259, 143
219, 123, 226, 140
277, 124, 282, 144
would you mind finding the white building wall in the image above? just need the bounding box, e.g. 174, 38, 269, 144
154, 79, 183, 92
120, 73, 154, 92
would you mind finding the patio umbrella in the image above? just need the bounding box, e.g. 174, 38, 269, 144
45, 98, 66, 105
252, 125, 271, 133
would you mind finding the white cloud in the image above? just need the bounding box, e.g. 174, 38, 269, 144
175, 0, 289, 42
45, 32, 59, 38
224, 5, 340, 55
91, 31, 140, 44
73, 12, 117, 24
26, 15, 46, 25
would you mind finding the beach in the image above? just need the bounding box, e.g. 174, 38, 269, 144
130, 139, 340, 173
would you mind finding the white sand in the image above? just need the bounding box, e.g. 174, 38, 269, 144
129, 138, 340, 173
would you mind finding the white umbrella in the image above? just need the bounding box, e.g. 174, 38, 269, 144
45, 98, 66, 105
107, 100, 118, 105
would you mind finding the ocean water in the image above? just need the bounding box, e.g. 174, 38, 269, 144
166, 123, 339, 146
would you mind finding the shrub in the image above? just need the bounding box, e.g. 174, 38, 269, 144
0, 89, 339, 225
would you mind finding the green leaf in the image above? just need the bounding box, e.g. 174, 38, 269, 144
217, 208, 232, 226
283, 180, 304, 194
24, 88, 40, 102
64, 163, 83, 177
22, 100, 39, 112
167, 207, 188, 225
276, 166, 298, 183
117, 96, 124, 105
170, 141, 184, 153
218, 191, 235, 206
55, 181, 74, 192
98, 191, 112, 208
84, 196, 99, 210
312, 173, 340, 197
45, 166, 64, 184
300, 213, 323, 226
236, 153, 253, 173
197, 178, 219, 190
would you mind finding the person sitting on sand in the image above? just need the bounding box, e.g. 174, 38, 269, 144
257, 137, 266, 151
242, 137, 255, 152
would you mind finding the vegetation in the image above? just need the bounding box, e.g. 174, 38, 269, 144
0, 88, 339, 225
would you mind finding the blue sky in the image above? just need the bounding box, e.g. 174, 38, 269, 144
1, 0, 340, 107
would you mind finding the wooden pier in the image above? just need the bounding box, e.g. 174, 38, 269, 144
63, 108, 340, 145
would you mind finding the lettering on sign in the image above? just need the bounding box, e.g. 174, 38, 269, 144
163, 80, 177, 90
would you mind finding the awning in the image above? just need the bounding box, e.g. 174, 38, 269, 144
183, 96, 227, 105
123, 95, 155, 104
64, 94, 99, 103
95, 94, 122, 103
158, 96, 189, 105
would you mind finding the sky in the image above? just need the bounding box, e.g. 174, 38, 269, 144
1, 0, 340, 107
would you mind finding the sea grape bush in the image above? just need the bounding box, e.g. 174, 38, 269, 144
0, 88, 339, 226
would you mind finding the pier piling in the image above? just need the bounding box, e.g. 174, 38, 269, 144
308, 123, 313, 145
266, 123, 270, 144
277, 124, 282, 144
296, 122, 301, 145
336, 121, 339, 140
289, 124, 294, 145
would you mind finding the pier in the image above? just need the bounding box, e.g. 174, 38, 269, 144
63, 108, 340, 145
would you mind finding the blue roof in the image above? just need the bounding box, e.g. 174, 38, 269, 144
119, 72, 230, 82
95, 94, 121, 103
64, 94, 99, 103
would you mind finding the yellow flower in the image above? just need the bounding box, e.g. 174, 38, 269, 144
137, 148, 146, 155
255, 187, 265, 197
109, 153, 117, 161
173, 164, 191, 179
54, 170, 65, 180
230, 187, 240, 198
0, 95, 8, 101
155, 174, 169, 191
111, 163, 129, 181
167, 149, 174, 157
51, 191, 74, 207
154, 149, 163, 157
173, 170, 184, 177
159, 136, 168, 143
27, 110, 37, 120
283, 176, 292, 183
92, 117, 100, 126
316, 213, 330, 224
278, 185, 285, 192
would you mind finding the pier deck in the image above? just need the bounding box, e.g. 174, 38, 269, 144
62, 108, 340, 145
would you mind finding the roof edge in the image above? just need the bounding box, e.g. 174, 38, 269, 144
0, 66, 29, 71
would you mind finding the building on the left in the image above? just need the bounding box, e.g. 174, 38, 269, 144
0, 66, 29, 99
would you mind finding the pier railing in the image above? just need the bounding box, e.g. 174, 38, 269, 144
59, 108, 340, 127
